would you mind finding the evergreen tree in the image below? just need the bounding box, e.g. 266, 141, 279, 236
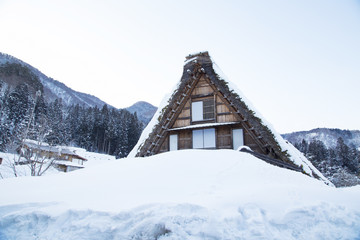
67, 104, 82, 146
126, 112, 143, 155
28, 92, 49, 142
335, 137, 349, 167
7, 83, 30, 126
347, 146, 359, 174
6, 84, 32, 149
299, 139, 308, 155
328, 148, 337, 167
90, 106, 101, 152
0, 82, 11, 151
33, 93, 47, 124
114, 110, 129, 158
307, 139, 328, 164
46, 99, 66, 145
75, 107, 94, 150
100, 105, 110, 153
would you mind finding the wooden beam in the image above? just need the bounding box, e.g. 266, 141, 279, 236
191, 93, 214, 99
151, 66, 202, 155
217, 112, 233, 116
177, 116, 191, 120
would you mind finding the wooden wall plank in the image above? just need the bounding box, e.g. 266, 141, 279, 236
217, 126, 232, 149
159, 136, 169, 153
178, 130, 192, 149
173, 119, 190, 128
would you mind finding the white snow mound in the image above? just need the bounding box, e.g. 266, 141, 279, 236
0, 150, 359, 239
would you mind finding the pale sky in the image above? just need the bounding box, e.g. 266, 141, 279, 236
1, 0, 359, 133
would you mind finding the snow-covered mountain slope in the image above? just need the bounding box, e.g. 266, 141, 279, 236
126, 101, 157, 124
1, 150, 359, 239
0, 52, 110, 108
282, 128, 360, 149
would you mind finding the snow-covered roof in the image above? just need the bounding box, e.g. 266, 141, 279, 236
129, 52, 330, 184
22, 139, 87, 161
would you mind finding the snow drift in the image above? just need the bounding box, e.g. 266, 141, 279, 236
0, 149, 359, 239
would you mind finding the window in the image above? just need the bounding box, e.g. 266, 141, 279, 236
232, 129, 244, 150
191, 98, 214, 122
192, 129, 203, 148
169, 134, 178, 151
193, 128, 216, 149
192, 101, 203, 121
203, 99, 215, 119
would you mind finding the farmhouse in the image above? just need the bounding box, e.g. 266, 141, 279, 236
20, 139, 87, 172
129, 52, 329, 181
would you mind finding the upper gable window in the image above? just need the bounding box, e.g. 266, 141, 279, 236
191, 98, 215, 122
203, 99, 215, 119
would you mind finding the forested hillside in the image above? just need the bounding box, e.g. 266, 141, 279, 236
283, 130, 360, 187
0, 78, 143, 158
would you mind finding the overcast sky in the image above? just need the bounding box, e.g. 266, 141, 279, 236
1, 0, 359, 133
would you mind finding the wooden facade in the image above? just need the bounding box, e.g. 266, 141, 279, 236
156, 74, 265, 155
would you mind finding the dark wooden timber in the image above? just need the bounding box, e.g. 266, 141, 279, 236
239, 148, 302, 172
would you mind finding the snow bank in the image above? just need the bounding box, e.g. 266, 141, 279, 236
0, 150, 359, 239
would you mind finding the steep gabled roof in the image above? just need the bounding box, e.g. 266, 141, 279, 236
128, 52, 331, 184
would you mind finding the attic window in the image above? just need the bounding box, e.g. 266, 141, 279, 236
191, 98, 215, 122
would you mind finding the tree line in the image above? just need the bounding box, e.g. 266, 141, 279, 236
294, 138, 360, 186
0, 81, 143, 158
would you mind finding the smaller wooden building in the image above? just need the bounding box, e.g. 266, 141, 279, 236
20, 140, 87, 172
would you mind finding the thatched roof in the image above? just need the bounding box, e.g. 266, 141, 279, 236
128, 52, 330, 184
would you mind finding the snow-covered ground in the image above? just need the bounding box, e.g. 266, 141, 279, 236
1, 150, 360, 239
67, 147, 116, 168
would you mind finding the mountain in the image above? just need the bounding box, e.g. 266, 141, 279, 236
282, 128, 360, 149
126, 101, 157, 124
0, 52, 110, 108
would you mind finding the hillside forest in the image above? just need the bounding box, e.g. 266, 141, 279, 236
0, 63, 143, 158
291, 138, 360, 187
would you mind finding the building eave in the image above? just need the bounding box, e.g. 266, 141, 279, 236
168, 121, 240, 131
